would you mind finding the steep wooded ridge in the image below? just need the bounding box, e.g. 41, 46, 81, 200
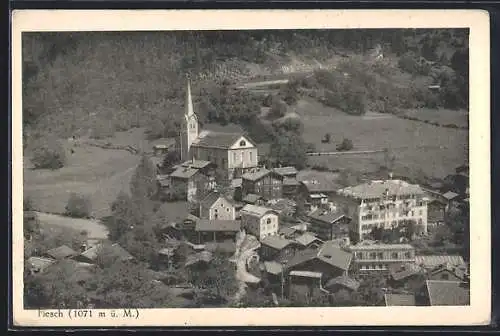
22, 29, 468, 144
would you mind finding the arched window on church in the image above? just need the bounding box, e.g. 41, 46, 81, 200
239, 140, 246, 147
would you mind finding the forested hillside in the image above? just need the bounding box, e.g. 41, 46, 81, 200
22, 29, 469, 147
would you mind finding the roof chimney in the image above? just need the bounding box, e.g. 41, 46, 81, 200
389, 172, 394, 180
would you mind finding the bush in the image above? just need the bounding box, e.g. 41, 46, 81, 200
269, 99, 288, 119
145, 119, 166, 140
337, 138, 354, 152
31, 136, 66, 170
65, 193, 92, 218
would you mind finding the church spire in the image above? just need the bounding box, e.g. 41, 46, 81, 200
185, 75, 194, 117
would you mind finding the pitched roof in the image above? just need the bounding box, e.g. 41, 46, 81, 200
389, 263, 424, 281
384, 293, 416, 306
193, 131, 254, 149
338, 179, 424, 200
185, 251, 213, 267
242, 169, 271, 182
430, 262, 468, 281
261, 235, 296, 250
170, 166, 200, 179
272, 166, 298, 177
76, 243, 134, 262
46, 245, 78, 260
283, 177, 300, 186
27, 256, 56, 272
231, 178, 243, 188
286, 240, 352, 272
179, 159, 213, 170
269, 199, 296, 213
279, 226, 298, 237
242, 193, 264, 204
326, 275, 360, 291
442, 191, 459, 200
240, 204, 277, 218
264, 261, 284, 275
415, 255, 465, 269
195, 219, 241, 232
294, 232, 322, 247
200, 192, 230, 209
308, 208, 346, 224
301, 177, 340, 193
426, 280, 470, 306
317, 241, 353, 271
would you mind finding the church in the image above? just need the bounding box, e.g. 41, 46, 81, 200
178, 78, 260, 181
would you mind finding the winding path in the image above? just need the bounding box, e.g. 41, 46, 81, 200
230, 231, 261, 305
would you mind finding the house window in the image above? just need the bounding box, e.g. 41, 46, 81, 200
391, 252, 398, 259
419, 210, 423, 216
377, 252, 383, 259
240, 140, 246, 147
266, 218, 272, 224
241, 152, 244, 161
214, 213, 218, 219
233, 152, 237, 162
441, 273, 449, 280
369, 252, 377, 259
404, 252, 412, 259
249, 152, 253, 161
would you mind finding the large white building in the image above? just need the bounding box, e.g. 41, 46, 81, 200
240, 204, 279, 241
337, 179, 429, 242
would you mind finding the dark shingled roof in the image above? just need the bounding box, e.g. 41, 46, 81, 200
75, 243, 134, 262
308, 208, 347, 224
242, 193, 264, 204
242, 169, 271, 182
384, 294, 416, 306
261, 235, 296, 250
272, 166, 298, 177
195, 219, 241, 232
286, 240, 352, 272
426, 280, 470, 306
389, 263, 424, 281
200, 192, 230, 209
46, 245, 78, 260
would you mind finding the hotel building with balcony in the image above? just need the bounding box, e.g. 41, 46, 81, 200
336, 179, 429, 242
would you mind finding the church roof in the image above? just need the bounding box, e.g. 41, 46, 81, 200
192, 131, 255, 149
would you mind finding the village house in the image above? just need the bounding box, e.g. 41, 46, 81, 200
307, 207, 351, 241
284, 240, 353, 285
272, 166, 300, 198
260, 235, 301, 263
306, 193, 330, 212
26, 256, 56, 275
72, 243, 135, 264
425, 280, 470, 306
337, 179, 429, 242
294, 232, 324, 250
242, 193, 265, 206
194, 219, 241, 244
241, 168, 282, 201
44, 245, 78, 261
348, 243, 416, 273
151, 138, 176, 157
168, 159, 217, 202
428, 262, 469, 282
427, 199, 447, 228
387, 262, 426, 291
240, 204, 280, 240
267, 198, 297, 218
199, 192, 236, 221
278, 226, 300, 240
298, 172, 342, 205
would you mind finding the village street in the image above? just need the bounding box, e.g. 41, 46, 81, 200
231, 231, 261, 304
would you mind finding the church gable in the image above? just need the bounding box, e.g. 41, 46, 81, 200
229, 135, 256, 150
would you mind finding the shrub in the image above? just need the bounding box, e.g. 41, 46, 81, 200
337, 138, 354, 152
269, 99, 288, 119
145, 119, 166, 140
31, 136, 66, 170
65, 193, 92, 218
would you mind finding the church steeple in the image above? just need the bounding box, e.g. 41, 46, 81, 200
179, 75, 199, 162
185, 75, 194, 117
